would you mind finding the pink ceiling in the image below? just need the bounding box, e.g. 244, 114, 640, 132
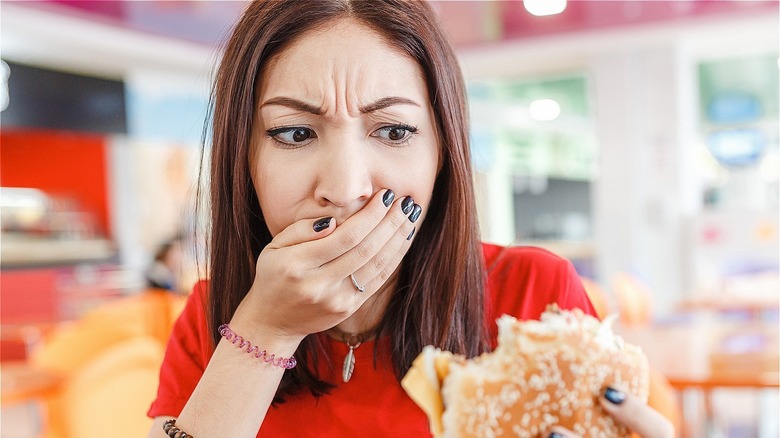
440, 0, 779, 48
28, 0, 780, 49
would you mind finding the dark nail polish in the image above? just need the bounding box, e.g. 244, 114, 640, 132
401, 196, 415, 215
409, 204, 422, 223
549, 433, 565, 438
406, 227, 416, 241
604, 387, 626, 405
382, 189, 395, 207
313, 217, 332, 232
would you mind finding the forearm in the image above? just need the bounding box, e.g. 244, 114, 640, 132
149, 332, 301, 437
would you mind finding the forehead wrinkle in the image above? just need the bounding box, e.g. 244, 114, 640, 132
335, 57, 363, 118
304, 58, 363, 120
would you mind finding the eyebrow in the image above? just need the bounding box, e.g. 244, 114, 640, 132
259, 96, 420, 115
360, 96, 420, 113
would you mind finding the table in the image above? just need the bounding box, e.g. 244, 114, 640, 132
677, 295, 779, 321
1, 361, 63, 437
619, 319, 779, 437
1, 361, 62, 406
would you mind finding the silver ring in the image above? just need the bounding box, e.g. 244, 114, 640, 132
350, 274, 366, 293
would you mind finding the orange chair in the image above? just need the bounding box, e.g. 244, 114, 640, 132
579, 277, 611, 320
58, 336, 165, 438
611, 272, 654, 327
609, 275, 678, 433
30, 290, 184, 375
647, 367, 682, 435
28, 289, 185, 438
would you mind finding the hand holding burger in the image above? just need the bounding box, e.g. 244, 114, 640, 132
548, 386, 674, 438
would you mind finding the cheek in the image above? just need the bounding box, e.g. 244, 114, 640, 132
386, 145, 439, 208
252, 161, 304, 236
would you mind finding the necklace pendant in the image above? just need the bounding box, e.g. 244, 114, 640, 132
342, 346, 356, 383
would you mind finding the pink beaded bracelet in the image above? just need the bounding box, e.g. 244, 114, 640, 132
218, 324, 297, 369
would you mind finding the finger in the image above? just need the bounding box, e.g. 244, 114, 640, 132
331, 214, 414, 313
265, 216, 336, 249
326, 195, 417, 283
600, 387, 674, 438
305, 189, 397, 264
545, 426, 580, 438
351, 210, 417, 296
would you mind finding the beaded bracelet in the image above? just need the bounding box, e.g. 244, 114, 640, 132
218, 324, 297, 369
163, 418, 192, 438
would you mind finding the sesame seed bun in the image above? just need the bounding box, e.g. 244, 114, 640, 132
401, 305, 649, 437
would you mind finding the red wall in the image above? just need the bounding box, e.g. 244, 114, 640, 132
0, 129, 111, 236
0, 268, 60, 325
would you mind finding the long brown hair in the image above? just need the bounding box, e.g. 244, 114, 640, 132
205, 0, 487, 401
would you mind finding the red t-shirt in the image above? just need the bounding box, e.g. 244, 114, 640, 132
148, 243, 596, 436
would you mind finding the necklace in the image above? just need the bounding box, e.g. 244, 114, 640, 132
328, 326, 379, 383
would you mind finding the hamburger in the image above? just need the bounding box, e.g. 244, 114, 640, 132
401, 305, 649, 437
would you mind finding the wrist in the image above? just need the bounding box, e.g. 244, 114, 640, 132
230, 299, 307, 347
218, 323, 299, 369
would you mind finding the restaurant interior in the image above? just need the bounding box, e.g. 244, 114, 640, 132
1, 1, 778, 437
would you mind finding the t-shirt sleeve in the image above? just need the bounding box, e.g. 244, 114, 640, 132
556, 259, 597, 317
147, 282, 212, 418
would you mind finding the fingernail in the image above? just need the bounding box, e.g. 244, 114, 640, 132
313, 217, 332, 232
401, 196, 415, 215
406, 227, 416, 241
409, 204, 422, 223
604, 387, 626, 405
382, 189, 395, 207
549, 433, 565, 438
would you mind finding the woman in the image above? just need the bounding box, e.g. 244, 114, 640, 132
146, 237, 184, 293
148, 1, 673, 437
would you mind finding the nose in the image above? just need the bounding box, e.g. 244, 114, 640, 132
313, 137, 374, 211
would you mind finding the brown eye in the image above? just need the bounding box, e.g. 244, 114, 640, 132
292, 128, 311, 142
266, 126, 316, 147
387, 127, 405, 141
373, 124, 418, 144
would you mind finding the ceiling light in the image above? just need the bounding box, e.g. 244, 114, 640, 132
524, 0, 567, 17
1, 60, 9, 112
529, 99, 561, 121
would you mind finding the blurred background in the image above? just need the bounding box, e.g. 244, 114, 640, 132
0, 1, 777, 437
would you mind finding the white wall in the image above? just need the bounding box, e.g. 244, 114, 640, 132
589, 44, 699, 314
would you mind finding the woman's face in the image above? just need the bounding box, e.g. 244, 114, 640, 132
251, 19, 440, 236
